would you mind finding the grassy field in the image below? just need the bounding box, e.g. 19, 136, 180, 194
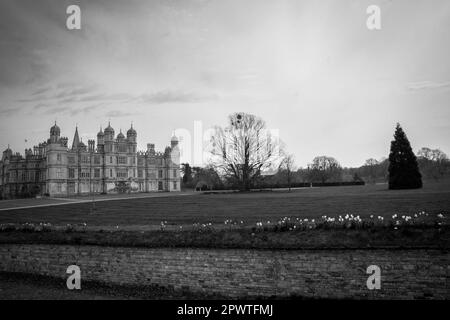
1, 182, 448, 298
0, 181, 449, 229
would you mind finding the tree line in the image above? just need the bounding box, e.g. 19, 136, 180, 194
181, 113, 449, 191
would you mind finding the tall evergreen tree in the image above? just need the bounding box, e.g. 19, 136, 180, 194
388, 123, 422, 189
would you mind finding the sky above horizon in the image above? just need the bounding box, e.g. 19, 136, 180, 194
0, 0, 449, 168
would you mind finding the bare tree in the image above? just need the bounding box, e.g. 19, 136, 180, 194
208, 113, 280, 190
364, 158, 379, 184
307, 156, 342, 183
417, 147, 449, 180
417, 147, 448, 162
279, 153, 296, 191
365, 158, 379, 166
417, 147, 434, 160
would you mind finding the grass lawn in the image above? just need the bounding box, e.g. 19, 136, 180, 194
0, 181, 449, 229
1, 182, 448, 297
0, 180, 449, 249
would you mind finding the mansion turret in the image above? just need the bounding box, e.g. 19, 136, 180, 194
0, 122, 181, 198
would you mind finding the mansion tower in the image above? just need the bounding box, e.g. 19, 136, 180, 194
0, 122, 180, 198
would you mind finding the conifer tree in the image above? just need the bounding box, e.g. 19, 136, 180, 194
388, 123, 422, 189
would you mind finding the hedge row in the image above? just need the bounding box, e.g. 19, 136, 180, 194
209, 181, 365, 190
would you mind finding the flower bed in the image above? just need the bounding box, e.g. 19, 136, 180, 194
0, 212, 447, 250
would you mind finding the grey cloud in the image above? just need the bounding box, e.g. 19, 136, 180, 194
104, 110, 135, 118
24, 87, 214, 111
407, 81, 450, 91
0, 107, 20, 116
19, 83, 134, 105
42, 106, 70, 115
53, 84, 101, 101
105, 93, 136, 101
140, 90, 218, 104
74, 92, 135, 103
70, 104, 105, 116
18, 83, 99, 103
0, 0, 64, 89
31, 86, 52, 96
33, 103, 48, 110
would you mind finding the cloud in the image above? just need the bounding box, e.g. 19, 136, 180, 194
0, 107, 19, 116
406, 81, 450, 91
139, 90, 218, 104
17, 83, 98, 103
43, 106, 69, 114
53, 84, 101, 101
31, 86, 52, 96
77, 92, 135, 102
33, 101, 106, 116
69, 104, 105, 116
104, 110, 135, 118
22, 82, 137, 106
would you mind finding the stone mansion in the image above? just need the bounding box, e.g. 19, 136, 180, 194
0, 122, 181, 198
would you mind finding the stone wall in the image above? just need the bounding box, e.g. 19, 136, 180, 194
0, 244, 448, 299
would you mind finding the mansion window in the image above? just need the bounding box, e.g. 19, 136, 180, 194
110, 169, 113, 177
69, 168, 75, 179
57, 183, 62, 193
68, 156, 75, 164
158, 170, 163, 179
173, 169, 177, 178
94, 156, 100, 164
94, 168, 101, 178
80, 170, 90, 178
118, 156, 127, 165
118, 144, 127, 153
57, 154, 61, 162
117, 170, 128, 179
173, 181, 177, 190
138, 170, 143, 178
81, 155, 89, 163
110, 156, 113, 164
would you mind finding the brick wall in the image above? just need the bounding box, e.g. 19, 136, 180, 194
0, 244, 448, 299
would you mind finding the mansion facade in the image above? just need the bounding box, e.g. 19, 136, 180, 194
0, 122, 181, 199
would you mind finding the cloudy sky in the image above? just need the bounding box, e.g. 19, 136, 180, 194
0, 0, 449, 167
